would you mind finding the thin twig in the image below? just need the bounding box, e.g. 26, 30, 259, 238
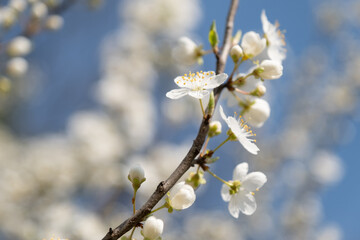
101, 1, 239, 239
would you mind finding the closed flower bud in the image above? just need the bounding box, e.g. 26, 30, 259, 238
142, 216, 164, 240
128, 164, 146, 189
208, 121, 222, 137
243, 98, 270, 128
45, 15, 64, 31
241, 31, 266, 58
255, 60, 283, 80
6, 57, 28, 77
251, 85, 266, 97
7, 36, 32, 57
230, 45, 243, 62
31, 2, 48, 19
167, 181, 196, 210
172, 37, 202, 65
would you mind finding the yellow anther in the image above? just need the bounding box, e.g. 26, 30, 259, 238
183, 83, 186, 85
251, 192, 255, 196
253, 133, 256, 136
206, 73, 209, 76
253, 139, 257, 142
211, 71, 215, 74
202, 76, 205, 79
184, 74, 187, 76
200, 70, 203, 73
256, 188, 259, 191
205, 83, 207, 86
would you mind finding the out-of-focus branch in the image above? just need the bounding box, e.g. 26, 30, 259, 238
101, 1, 239, 239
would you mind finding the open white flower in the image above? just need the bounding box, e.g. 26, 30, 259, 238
167, 181, 196, 210
219, 105, 259, 155
143, 216, 164, 240
166, 71, 228, 99
221, 162, 267, 217
243, 98, 271, 128
261, 10, 286, 63
241, 31, 266, 58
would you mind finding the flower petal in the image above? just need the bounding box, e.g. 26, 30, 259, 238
166, 88, 190, 99
221, 184, 231, 202
203, 73, 228, 89
219, 105, 228, 122
238, 193, 257, 215
238, 135, 260, 155
188, 90, 209, 99
242, 172, 267, 192
174, 76, 192, 88
228, 194, 241, 218
233, 162, 249, 181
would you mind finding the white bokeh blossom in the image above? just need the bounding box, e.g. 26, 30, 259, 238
221, 162, 267, 218
220, 105, 260, 155
172, 36, 202, 65
166, 71, 227, 99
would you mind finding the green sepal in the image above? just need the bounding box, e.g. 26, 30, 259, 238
205, 156, 220, 164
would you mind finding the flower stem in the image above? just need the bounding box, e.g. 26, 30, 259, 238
132, 188, 137, 215
206, 169, 231, 187
150, 204, 167, 214
212, 136, 231, 153
199, 99, 205, 116
200, 137, 210, 156
129, 226, 136, 240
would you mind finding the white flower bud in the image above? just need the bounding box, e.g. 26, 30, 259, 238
172, 37, 200, 65
168, 181, 196, 210
6, 57, 28, 77
128, 164, 145, 182
7, 36, 32, 57
241, 31, 266, 57
9, 0, 27, 12
143, 216, 164, 240
256, 85, 266, 96
45, 15, 64, 31
257, 60, 283, 80
243, 98, 270, 128
31, 2, 48, 19
208, 121, 222, 137
230, 45, 243, 62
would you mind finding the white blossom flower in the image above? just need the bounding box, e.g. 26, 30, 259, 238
261, 10, 286, 63
6, 36, 32, 57
256, 60, 283, 80
166, 71, 228, 99
310, 151, 344, 185
219, 105, 259, 155
31, 1, 48, 19
143, 216, 164, 240
243, 98, 271, 128
167, 181, 196, 210
241, 31, 266, 58
172, 36, 201, 65
221, 162, 267, 217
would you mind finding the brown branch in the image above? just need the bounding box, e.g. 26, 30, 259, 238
101, 1, 239, 239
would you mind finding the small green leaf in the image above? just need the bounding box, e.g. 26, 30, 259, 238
208, 20, 219, 48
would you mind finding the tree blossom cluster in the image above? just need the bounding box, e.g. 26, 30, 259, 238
0, 0, 358, 240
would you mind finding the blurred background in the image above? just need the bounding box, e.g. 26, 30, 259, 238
0, 0, 359, 239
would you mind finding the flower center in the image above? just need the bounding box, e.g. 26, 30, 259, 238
176, 71, 216, 90
229, 180, 241, 195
